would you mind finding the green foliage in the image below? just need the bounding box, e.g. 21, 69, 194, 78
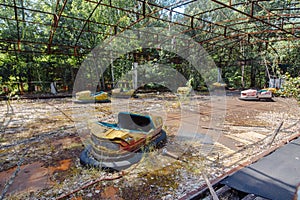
1, 0, 300, 94
279, 73, 300, 102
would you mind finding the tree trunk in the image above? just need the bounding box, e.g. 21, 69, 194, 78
27, 57, 35, 92
250, 60, 256, 88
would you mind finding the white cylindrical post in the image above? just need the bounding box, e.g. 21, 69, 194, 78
133, 62, 138, 89
217, 67, 222, 83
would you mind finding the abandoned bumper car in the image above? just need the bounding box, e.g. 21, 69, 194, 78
239, 89, 273, 101
80, 112, 167, 171
74, 90, 110, 103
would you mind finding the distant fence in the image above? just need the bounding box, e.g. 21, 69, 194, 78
1, 81, 117, 95
1, 81, 70, 95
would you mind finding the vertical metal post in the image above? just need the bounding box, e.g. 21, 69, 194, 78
241, 41, 245, 88
133, 62, 138, 90
217, 67, 222, 83
110, 51, 115, 88
241, 65, 245, 88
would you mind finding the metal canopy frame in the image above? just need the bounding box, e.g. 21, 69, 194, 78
0, 0, 299, 58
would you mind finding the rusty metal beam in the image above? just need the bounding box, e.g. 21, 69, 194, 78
193, 0, 274, 17
188, 28, 297, 56
150, 0, 279, 49
134, 0, 246, 43
197, 29, 300, 46
250, 1, 254, 17
95, 0, 195, 39
271, 7, 300, 12
0, 38, 88, 51
0, 48, 85, 57
256, 2, 296, 32
210, 0, 299, 38
0, 3, 124, 31
166, 11, 296, 54
0, 3, 55, 15
12, 0, 20, 51
170, 0, 198, 10
192, 2, 244, 17
215, 13, 300, 27
0, 15, 115, 42
1, 0, 300, 57
74, 0, 103, 47
77, 0, 241, 56
85, 0, 142, 17
48, 0, 68, 54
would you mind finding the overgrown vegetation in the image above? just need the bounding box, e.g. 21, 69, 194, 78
0, 0, 300, 98
280, 73, 300, 103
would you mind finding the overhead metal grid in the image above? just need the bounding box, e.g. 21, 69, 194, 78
0, 0, 299, 58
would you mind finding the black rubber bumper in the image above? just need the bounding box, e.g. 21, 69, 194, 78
80, 130, 167, 171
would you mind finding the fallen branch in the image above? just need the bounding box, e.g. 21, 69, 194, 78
57, 149, 148, 199
56, 172, 127, 200
269, 121, 284, 147
46, 102, 74, 122
201, 126, 226, 131
202, 173, 219, 200
162, 148, 188, 163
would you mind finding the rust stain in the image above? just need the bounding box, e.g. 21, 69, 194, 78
71, 197, 82, 200
0, 162, 53, 195
50, 159, 72, 172
0, 159, 72, 196
101, 186, 123, 200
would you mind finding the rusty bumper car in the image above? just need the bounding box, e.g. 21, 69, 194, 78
80, 112, 167, 171
74, 90, 110, 103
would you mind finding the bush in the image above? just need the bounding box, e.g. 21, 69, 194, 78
279, 73, 300, 102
